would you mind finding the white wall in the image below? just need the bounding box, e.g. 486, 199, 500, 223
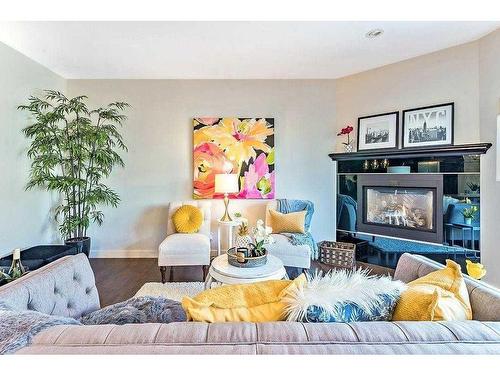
335, 42, 480, 150
2, 33, 499, 286
478, 29, 500, 286
66, 80, 336, 257
0, 42, 66, 257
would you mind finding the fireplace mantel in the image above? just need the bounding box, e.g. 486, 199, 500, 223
329, 142, 491, 162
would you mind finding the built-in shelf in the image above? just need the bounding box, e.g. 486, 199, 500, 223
329, 142, 492, 162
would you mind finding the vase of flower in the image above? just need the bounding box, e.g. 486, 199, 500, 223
344, 139, 354, 153
251, 219, 274, 257
338, 125, 355, 153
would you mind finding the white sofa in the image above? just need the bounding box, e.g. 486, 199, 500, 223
158, 200, 212, 283
264, 200, 311, 269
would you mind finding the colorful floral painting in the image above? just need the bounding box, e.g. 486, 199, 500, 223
193, 117, 275, 199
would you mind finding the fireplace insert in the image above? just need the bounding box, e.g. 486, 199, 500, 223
357, 174, 443, 243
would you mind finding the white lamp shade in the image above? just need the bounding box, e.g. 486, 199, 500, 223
214, 174, 239, 194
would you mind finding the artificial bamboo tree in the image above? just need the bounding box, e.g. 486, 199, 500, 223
18, 90, 129, 254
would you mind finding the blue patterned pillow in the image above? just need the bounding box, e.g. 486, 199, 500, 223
304, 293, 399, 323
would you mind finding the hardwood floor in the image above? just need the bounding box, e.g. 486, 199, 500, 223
90, 258, 393, 307
90, 259, 208, 306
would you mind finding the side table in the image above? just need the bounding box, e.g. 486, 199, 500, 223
205, 254, 288, 289
217, 220, 240, 256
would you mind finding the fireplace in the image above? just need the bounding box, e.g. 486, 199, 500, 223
357, 174, 443, 243
365, 187, 434, 230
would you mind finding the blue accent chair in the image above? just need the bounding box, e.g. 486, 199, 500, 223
337, 194, 357, 232
444, 203, 480, 251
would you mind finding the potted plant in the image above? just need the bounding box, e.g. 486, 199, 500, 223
18, 91, 129, 256
233, 212, 248, 224
467, 182, 480, 194
462, 206, 478, 225
337, 124, 355, 152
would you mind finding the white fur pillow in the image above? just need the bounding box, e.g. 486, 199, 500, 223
283, 268, 407, 322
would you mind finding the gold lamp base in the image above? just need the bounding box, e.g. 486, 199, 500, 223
220, 193, 233, 221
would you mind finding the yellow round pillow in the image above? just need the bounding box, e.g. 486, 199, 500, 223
172, 205, 203, 233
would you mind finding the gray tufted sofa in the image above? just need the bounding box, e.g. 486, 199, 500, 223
0, 253, 499, 354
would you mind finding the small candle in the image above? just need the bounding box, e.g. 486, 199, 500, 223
13, 248, 21, 260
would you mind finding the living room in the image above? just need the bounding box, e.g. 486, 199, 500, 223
1, 0, 500, 370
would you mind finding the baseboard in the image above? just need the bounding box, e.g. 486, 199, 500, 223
89, 249, 158, 258
90, 248, 220, 258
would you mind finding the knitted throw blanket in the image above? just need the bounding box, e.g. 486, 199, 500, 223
277, 199, 318, 260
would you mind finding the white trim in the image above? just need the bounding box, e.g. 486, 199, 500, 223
89, 249, 158, 258
90, 248, 220, 258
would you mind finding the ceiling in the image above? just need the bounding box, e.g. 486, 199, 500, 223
0, 21, 498, 79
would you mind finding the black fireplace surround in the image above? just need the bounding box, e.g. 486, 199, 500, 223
357, 174, 443, 243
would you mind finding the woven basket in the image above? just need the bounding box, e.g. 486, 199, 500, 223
318, 241, 356, 270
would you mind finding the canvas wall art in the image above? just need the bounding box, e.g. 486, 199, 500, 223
193, 117, 275, 199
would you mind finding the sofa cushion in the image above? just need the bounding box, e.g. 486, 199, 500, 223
16, 321, 500, 354
265, 234, 311, 269
182, 275, 306, 322
158, 233, 210, 266
393, 259, 472, 321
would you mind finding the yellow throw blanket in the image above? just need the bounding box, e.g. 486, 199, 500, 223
182, 274, 306, 322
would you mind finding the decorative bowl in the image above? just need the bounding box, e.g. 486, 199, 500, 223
227, 247, 268, 268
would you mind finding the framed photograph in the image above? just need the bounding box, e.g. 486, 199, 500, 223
402, 102, 454, 148
357, 111, 399, 151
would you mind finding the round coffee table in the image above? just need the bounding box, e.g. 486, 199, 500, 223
204, 253, 288, 289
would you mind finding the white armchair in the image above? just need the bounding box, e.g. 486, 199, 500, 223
158, 200, 212, 283
264, 200, 311, 270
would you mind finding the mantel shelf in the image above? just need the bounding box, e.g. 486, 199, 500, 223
329, 143, 492, 161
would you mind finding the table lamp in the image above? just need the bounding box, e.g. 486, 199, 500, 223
215, 174, 239, 221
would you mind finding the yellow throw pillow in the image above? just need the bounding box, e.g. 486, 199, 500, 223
182, 274, 307, 322
268, 209, 306, 234
392, 259, 472, 321
172, 205, 203, 234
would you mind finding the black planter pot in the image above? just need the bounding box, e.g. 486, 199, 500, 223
65, 237, 91, 257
